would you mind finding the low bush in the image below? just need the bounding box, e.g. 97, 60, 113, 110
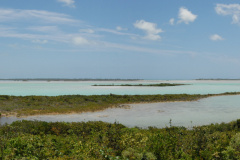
1, 119, 240, 159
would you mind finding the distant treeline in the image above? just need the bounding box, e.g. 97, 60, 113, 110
0, 78, 142, 81
0, 92, 240, 117
92, 83, 186, 87
1, 119, 240, 159
196, 78, 240, 80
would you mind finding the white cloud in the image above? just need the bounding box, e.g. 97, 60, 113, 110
215, 4, 240, 24
72, 37, 89, 45
57, 0, 75, 8
0, 9, 78, 24
178, 7, 197, 24
232, 14, 239, 24
210, 34, 224, 41
116, 26, 128, 31
134, 20, 163, 40
169, 18, 175, 25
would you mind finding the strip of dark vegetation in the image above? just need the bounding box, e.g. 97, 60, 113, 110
0, 92, 240, 117
1, 119, 240, 159
92, 83, 186, 87
196, 78, 240, 80
0, 78, 142, 81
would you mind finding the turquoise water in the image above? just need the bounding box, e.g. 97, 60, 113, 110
1, 80, 240, 127
0, 80, 240, 96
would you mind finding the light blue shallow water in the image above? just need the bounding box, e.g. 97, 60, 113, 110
0, 80, 240, 96
0, 80, 240, 128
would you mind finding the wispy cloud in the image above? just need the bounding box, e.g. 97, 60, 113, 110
57, 0, 75, 8
178, 7, 197, 24
0, 27, 69, 43
97, 28, 136, 36
134, 20, 163, 40
0, 9, 86, 44
79, 29, 95, 34
99, 41, 197, 56
32, 39, 48, 44
72, 37, 90, 45
116, 26, 128, 31
210, 34, 224, 41
169, 18, 175, 25
215, 4, 240, 24
0, 8, 198, 58
0, 9, 79, 24
27, 26, 60, 33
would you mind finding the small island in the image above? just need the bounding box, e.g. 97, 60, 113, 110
92, 83, 186, 87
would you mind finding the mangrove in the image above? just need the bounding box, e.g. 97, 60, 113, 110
0, 92, 240, 117
1, 119, 240, 159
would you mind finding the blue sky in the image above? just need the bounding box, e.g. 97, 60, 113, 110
0, 0, 240, 79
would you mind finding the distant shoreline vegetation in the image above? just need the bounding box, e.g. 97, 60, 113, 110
0, 78, 142, 81
0, 92, 240, 117
196, 78, 240, 80
92, 83, 186, 87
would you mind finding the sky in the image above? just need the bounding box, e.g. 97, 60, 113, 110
0, 0, 240, 80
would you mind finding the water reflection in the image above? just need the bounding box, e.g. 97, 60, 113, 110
1, 95, 240, 128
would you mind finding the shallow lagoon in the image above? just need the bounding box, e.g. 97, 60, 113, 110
1, 95, 240, 128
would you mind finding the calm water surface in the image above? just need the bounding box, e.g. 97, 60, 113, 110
1, 80, 240, 128
0, 80, 240, 96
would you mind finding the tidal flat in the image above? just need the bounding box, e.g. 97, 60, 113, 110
1, 94, 240, 128
0, 92, 240, 117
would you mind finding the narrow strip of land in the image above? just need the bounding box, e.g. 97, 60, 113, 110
0, 78, 141, 81
92, 83, 186, 87
0, 92, 239, 117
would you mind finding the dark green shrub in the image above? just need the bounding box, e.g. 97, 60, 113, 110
1, 119, 240, 159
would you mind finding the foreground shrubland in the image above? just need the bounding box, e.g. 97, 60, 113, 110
1, 120, 240, 159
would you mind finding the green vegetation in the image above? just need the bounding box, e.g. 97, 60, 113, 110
92, 83, 186, 87
1, 119, 240, 159
0, 92, 240, 116
1, 92, 240, 159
